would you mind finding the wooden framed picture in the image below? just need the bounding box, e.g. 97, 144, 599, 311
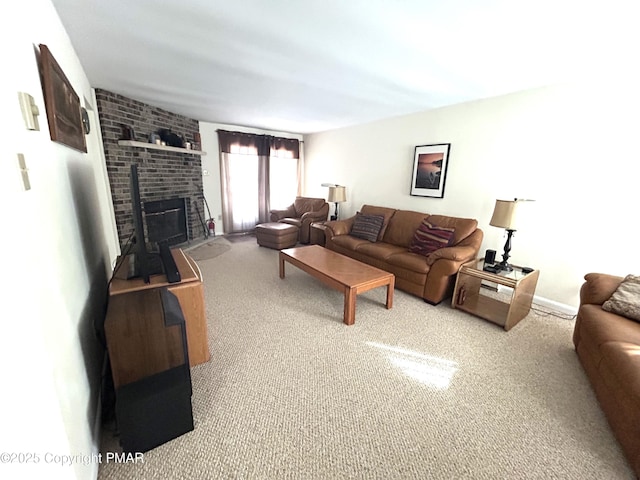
39, 44, 87, 152
410, 143, 451, 198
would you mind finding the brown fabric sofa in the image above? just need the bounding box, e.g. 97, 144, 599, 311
270, 197, 329, 244
324, 205, 483, 305
573, 273, 640, 477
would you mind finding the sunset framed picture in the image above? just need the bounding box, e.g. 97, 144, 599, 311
410, 143, 451, 198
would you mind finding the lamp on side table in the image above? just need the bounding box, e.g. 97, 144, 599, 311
489, 198, 534, 272
321, 183, 347, 220
327, 185, 346, 220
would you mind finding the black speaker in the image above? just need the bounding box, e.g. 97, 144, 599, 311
484, 249, 496, 264
116, 366, 193, 453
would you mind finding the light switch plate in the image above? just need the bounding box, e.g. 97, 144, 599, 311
17, 153, 31, 190
17, 92, 40, 131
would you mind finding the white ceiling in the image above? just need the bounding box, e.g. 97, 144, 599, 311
51, 0, 637, 134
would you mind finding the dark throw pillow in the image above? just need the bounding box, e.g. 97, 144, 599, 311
602, 274, 640, 322
409, 219, 455, 256
350, 213, 385, 242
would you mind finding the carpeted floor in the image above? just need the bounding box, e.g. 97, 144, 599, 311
184, 237, 231, 261
98, 240, 634, 479
224, 233, 257, 243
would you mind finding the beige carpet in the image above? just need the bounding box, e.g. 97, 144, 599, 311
184, 237, 231, 262
98, 240, 634, 479
224, 233, 258, 243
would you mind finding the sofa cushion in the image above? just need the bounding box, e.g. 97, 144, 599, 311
355, 242, 406, 261
387, 252, 430, 274
603, 274, 640, 322
360, 205, 396, 240
383, 210, 430, 247
408, 220, 455, 256
350, 213, 385, 242
331, 234, 370, 250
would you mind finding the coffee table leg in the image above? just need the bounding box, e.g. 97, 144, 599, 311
279, 254, 285, 279
386, 277, 394, 309
344, 287, 356, 325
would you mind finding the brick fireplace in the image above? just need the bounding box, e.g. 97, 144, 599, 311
96, 89, 205, 248
144, 197, 189, 245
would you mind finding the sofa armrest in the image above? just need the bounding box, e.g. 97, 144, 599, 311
422, 251, 477, 304
580, 273, 624, 306
425, 245, 477, 267
270, 204, 296, 222
324, 216, 355, 238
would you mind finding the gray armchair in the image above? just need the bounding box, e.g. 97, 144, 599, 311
270, 197, 329, 244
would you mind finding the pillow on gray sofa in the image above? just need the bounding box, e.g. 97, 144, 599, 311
350, 213, 385, 242
602, 274, 640, 322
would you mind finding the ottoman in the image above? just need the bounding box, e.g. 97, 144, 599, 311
255, 223, 299, 249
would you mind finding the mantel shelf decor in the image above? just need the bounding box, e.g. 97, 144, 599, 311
118, 140, 207, 156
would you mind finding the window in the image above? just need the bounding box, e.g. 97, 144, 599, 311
269, 148, 299, 210
227, 148, 260, 230
218, 131, 301, 234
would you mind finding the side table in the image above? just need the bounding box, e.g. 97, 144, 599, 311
310, 222, 328, 246
452, 259, 539, 331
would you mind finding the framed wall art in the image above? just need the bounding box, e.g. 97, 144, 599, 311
39, 44, 87, 152
410, 143, 451, 198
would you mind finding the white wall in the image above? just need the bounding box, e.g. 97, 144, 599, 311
1, 1, 118, 479
304, 83, 640, 310
199, 122, 303, 235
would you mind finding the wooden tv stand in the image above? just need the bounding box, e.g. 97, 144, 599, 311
109, 248, 210, 366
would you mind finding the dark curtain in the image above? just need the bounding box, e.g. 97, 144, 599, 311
217, 130, 300, 158
217, 130, 300, 234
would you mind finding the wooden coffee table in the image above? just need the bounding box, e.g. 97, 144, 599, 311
279, 245, 395, 325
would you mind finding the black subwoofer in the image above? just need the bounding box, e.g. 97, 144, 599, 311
116, 366, 193, 453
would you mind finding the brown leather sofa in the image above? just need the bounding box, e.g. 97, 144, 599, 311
270, 197, 329, 244
324, 205, 483, 305
573, 273, 640, 477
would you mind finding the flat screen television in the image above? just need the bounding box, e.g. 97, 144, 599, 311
128, 164, 180, 284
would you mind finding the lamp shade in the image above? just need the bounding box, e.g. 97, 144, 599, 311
328, 185, 346, 203
489, 200, 519, 230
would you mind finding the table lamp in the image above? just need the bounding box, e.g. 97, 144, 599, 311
326, 185, 346, 220
489, 198, 532, 272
